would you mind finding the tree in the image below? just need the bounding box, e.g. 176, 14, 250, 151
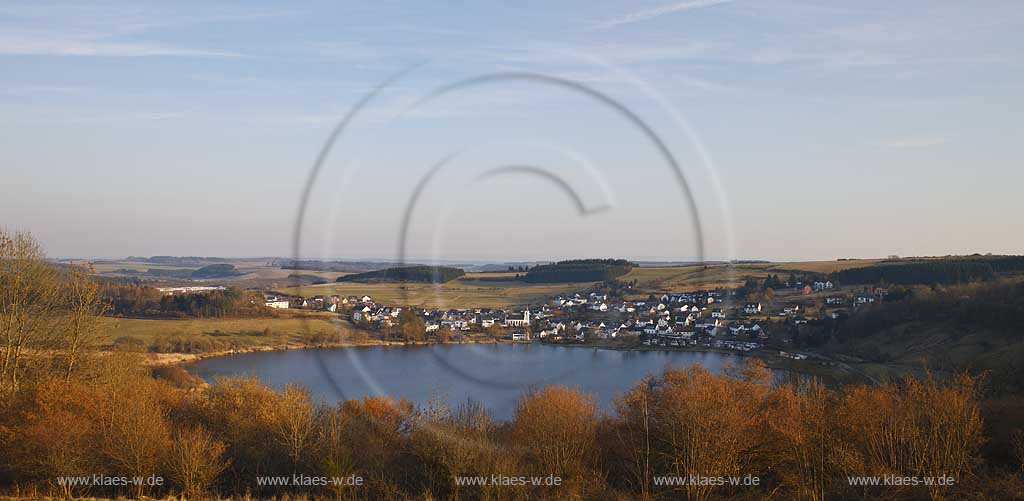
511, 386, 598, 496
60, 262, 109, 384
0, 230, 63, 394
100, 380, 172, 498
767, 381, 843, 500
166, 426, 230, 499
270, 385, 319, 469
398, 308, 425, 342
618, 364, 769, 500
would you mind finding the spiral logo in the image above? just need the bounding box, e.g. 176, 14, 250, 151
291, 58, 737, 406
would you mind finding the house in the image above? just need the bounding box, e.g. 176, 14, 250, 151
813, 281, 834, 291
729, 323, 762, 335
825, 296, 844, 306
360, 295, 373, 303
511, 331, 530, 341
854, 296, 875, 305
265, 298, 290, 309
711, 309, 725, 318
743, 303, 762, 314
351, 304, 373, 321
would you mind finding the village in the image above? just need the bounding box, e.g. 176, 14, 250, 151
255, 277, 893, 359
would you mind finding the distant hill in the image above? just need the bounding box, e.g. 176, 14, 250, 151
124, 256, 232, 266
830, 255, 1024, 285
336, 265, 465, 284
286, 273, 329, 285
281, 260, 404, 273
522, 259, 635, 283
190, 264, 243, 279
112, 263, 243, 279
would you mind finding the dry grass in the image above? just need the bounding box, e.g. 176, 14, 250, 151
273, 260, 887, 308
280, 273, 593, 309
91, 258, 887, 309
101, 314, 360, 349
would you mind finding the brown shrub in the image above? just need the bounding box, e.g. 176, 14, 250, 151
165, 425, 230, 500
511, 385, 599, 497
613, 363, 770, 501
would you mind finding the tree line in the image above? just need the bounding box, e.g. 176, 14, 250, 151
101, 283, 271, 319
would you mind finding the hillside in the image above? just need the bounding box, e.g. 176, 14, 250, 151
336, 265, 466, 284
522, 259, 634, 283
829, 255, 1024, 285
813, 279, 1024, 392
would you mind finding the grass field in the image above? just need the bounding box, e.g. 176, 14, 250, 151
91, 257, 886, 310
620, 259, 884, 295
90, 262, 194, 273
272, 260, 886, 309
281, 273, 595, 309
102, 313, 368, 353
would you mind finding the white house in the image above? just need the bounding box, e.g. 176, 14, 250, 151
265, 299, 290, 309
813, 281, 834, 291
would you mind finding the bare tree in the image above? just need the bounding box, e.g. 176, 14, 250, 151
166, 426, 230, 500
60, 262, 109, 384
271, 384, 319, 469
100, 381, 171, 499
511, 385, 598, 496
0, 230, 62, 394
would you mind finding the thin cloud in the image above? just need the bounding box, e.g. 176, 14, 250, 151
0, 35, 241, 58
594, 0, 733, 29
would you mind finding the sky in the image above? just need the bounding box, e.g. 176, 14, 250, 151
1, 1, 1022, 263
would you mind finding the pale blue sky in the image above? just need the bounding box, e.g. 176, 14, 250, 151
1, 1, 1022, 262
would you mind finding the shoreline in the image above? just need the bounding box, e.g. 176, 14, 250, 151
144, 337, 512, 366
145, 337, 860, 384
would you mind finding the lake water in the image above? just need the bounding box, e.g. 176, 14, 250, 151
184, 343, 750, 419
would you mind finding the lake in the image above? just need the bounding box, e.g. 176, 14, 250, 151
184, 343, 752, 419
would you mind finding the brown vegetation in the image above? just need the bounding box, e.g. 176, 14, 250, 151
2, 230, 1024, 500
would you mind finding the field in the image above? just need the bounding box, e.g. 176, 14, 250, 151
101, 313, 369, 353
280, 272, 592, 309
90, 258, 886, 310
88, 258, 349, 288
616, 259, 884, 296
270, 260, 886, 309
